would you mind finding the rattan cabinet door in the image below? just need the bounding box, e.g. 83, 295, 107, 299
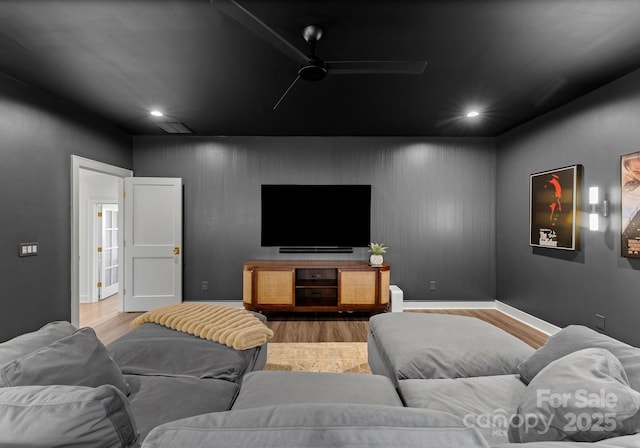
255, 269, 294, 305
339, 270, 376, 306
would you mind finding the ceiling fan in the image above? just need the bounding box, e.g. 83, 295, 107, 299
211, 0, 428, 109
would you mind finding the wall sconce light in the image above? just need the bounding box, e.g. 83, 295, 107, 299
588, 186, 609, 231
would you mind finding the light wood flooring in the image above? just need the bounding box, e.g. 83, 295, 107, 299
82, 297, 548, 348
265, 309, 547, 348
80, 295, 142, 345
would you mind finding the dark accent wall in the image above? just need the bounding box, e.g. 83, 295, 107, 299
133, 136, 496, 303
2, 55, 638, 348
497, 68, 640, 346
0, 74, 132, 342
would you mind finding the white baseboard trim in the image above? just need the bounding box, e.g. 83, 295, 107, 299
495, 300, 561, 336
401, 299, 560, 336
403, 301, 496, 309
79, 295, 94, 304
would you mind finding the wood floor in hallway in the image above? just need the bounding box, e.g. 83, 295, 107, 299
80, 295, 142, 345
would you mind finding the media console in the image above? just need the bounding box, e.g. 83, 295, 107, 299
242, 260, 390, 313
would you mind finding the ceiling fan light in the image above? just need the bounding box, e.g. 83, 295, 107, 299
150, 110, 163, 117
298, 59, 328, 81
466, 110, 480, 118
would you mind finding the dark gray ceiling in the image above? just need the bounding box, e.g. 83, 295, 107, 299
1, 0, 640, 137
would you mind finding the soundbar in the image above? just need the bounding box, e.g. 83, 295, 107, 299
279, 247, 353, 254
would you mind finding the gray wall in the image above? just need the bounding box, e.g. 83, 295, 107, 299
133, 136, 496, 303
0, 74, 132, 342
9, 58, 638, 346
496, 68, 640, 346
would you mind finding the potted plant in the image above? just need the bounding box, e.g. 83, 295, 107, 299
368, 242, 387, 266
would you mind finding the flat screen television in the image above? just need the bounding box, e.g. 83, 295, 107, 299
261, 184, 371, 249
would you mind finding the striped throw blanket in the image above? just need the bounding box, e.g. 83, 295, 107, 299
131, 303, 273, 350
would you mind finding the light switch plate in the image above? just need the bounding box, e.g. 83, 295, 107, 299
19, 242, 38, 257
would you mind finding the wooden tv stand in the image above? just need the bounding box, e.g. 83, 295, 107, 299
242, 260, 390, 313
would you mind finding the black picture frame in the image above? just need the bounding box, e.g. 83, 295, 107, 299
529, 165, 581, 250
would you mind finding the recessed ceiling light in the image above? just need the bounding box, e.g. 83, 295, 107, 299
466, 110, 480, 118
150, 110, 163, 117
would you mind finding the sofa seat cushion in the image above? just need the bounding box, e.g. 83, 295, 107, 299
0, 384, 139, 448
125, 374, 239, 441
231, 371, 402, 410
399, 374, 526, 446
518, 325, 640, 392
510, 348, 640, 444
141, 403, 490, 448
368, 313, 534, 384
0, 327, 130, 395
0, 321, 76, 367
108, 323, 266, 382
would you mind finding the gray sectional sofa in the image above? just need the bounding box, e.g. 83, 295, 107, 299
2, 312, 640, 447
0, 317, 267, 447
368, 313, 640, 447
142, 313, 640, 447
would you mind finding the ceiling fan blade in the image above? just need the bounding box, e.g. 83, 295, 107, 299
325, 60, 427, 75
273, 75, 300, 110
211, 0, 309, 63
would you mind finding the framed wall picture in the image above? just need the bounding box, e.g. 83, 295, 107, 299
529, 165, 581, 250
621, 151, 640, 257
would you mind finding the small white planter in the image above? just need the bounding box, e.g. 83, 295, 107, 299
369, 254, 383, 266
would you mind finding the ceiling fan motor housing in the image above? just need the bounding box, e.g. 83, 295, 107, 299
298, 58, 328, 81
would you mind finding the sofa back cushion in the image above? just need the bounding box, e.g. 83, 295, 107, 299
510, 348, 640, 443
0, 327, 129, 395
0, 321, 76, 367
518, 326, 640, 392
142, 403, 489, 448
0, 384, 139, 448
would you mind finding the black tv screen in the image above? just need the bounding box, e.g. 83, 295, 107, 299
261, 185, 371, 248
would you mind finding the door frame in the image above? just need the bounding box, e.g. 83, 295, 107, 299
71, 156, 133, 328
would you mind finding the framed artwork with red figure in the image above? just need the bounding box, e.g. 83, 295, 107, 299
529, 165, 581, 250
621, 151, 640, 257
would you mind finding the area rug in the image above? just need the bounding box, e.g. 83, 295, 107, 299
264, 342, 371, 374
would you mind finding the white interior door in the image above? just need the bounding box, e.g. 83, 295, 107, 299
123, 177, 182, 312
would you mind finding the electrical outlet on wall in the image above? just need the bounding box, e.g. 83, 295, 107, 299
429, 281, 436, 291
201, 281, 208, 291
595, 314, 605, 331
